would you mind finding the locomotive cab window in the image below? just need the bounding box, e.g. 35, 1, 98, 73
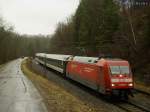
120, 66, 130, 75
110, 66, 130, 75
110, 66, 120, 75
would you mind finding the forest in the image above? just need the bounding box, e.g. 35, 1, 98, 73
0, 18, 51, 64
0, 0, 150, 82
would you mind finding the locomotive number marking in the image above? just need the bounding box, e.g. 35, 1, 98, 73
111, 78, 132, 82
71, 64, 77, 68
83, 67, 94, 73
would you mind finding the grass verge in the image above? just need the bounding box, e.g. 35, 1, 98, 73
0, 63, 6, 70
134, 82, 150, 94
21, 59, 98, 112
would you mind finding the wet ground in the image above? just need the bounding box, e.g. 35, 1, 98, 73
0, 59, 48, 112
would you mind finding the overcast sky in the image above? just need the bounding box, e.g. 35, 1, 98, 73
0, 0, 79, 35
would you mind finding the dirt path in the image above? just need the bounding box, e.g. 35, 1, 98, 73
0, 59, 48, 112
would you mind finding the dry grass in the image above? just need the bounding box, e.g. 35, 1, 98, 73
134, 82, 150, 94
21, 59, 100, 112
134, 75, 150, 94
0, 63, 6, 69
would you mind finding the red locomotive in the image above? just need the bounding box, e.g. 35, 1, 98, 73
35, 53, 134, 99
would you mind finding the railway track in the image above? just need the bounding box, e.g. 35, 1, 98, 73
134, 88, 150, 96
113, 100, 150, 112
113, 88, 150, 112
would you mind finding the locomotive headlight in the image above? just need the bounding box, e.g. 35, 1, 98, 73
128, 83, 133, 86
111, 84, 115, 87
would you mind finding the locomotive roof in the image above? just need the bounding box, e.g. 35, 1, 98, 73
36, 53, 72, 61
73, 56, 99, 64
105, 58, 123, 61
72, 56, 126, 64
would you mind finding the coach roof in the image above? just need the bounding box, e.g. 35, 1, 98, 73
46, 54, 72, 61
36, 53, 72, 61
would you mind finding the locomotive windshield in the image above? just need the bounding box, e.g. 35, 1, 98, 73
110, 66, 130, 75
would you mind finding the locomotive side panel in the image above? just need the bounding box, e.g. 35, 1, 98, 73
96, 60, 111, 94
66, 61, 103, 91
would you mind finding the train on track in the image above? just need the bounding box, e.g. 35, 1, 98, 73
35, 53, 134, 99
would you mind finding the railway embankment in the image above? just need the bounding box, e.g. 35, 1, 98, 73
0, 65, 2, 68
0, 63, 6, 68
0, 63, 7, 71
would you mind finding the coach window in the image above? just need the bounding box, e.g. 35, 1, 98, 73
88, 60, 92, 63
